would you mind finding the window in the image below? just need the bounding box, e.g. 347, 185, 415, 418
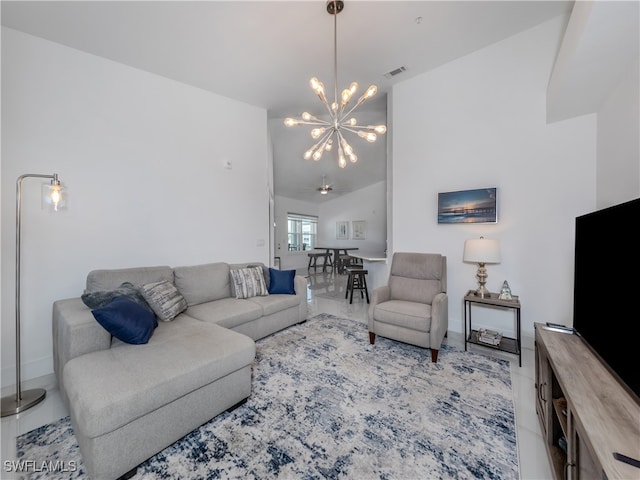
287, 213, 317, 252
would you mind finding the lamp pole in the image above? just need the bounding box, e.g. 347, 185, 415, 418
1, 173, 63, 417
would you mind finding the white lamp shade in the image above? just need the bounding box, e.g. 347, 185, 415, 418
463, 238, 501, 264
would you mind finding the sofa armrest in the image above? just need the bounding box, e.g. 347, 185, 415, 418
294, 275, 308, 321
367, 285, 390, 329
430, 292, 449, 350
53, 298, 111, 404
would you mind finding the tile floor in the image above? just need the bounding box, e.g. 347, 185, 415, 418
1, 269, 553, 479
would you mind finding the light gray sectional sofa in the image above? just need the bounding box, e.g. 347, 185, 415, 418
52, 261, 307, 480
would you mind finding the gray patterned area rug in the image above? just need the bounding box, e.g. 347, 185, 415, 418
17, 314, 519, 479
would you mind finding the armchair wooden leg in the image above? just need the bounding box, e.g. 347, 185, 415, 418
369, 332, 375, 344
431, 349, 439, 363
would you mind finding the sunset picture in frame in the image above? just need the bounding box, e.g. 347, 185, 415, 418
438, 188, 497, 224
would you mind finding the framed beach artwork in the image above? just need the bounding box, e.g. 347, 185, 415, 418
437, 188, 498, 224
336, 221, 349, 240
352, 220, 366, 240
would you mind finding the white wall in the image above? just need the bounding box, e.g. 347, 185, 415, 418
596, 56, 640, 208
317, 181, 387, 253
274, 181, 387, 271
1, 28, 270, 386
391, 16, 597, 342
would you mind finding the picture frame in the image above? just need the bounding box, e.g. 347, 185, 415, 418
352, 220, 366, 240
437, 188, 498, 224
336, 221, 349, 240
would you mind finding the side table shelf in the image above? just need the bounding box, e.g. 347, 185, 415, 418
464, 290, 522, 367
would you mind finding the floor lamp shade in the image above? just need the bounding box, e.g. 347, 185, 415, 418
463, 237, 501, 298
1, 173, 67, 417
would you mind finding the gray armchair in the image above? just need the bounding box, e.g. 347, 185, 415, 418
368, 252, 448, 362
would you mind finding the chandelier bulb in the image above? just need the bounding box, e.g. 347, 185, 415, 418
338, 154, 347, 169
310, 77, 323, 94
373, 125, 387, 134
365, 85, 378, 98
325, 139, 333, 151
347, 118, 357, 126
357, 131, 377, 142
302, 112, 313, 121
311, 128, 325, 139
284, 118, 298, 127
304, 149, 314, 160
340, 138, 354, 156
312, 150, 323, 161
341, 89, 351, 105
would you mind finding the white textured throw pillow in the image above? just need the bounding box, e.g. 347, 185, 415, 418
230, 266, 268, 299
140, 280, 188, 321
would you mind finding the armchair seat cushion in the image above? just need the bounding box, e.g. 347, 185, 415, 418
372, 300, 432, 332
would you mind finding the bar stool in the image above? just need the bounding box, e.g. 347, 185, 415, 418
345, 267, 369, 304
308, 252, 333, 273
338, 254, 353, 274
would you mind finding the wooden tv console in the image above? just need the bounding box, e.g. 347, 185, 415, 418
534, 323, 640, 479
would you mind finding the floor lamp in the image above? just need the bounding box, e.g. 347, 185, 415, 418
1, 173, 66, 417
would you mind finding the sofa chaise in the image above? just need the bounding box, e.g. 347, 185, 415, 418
52, 261, 307, 479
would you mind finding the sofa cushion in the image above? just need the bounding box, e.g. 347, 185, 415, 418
91, 296, 156, 344
140, 281, 188, 322
268, 268, 296, 295
247, 293, 301, 316
230, 266, 268, 299
173, 262, 230, 306
86, 266, 174, 292
185, 298, 262, 329
389, 277, 442, 305
64, 317, 255, 438
373, 299, 432, 332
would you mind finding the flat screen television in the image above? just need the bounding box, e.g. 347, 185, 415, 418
573, 197, 640, 404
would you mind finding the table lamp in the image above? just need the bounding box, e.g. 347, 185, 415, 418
463, 236, 501, 298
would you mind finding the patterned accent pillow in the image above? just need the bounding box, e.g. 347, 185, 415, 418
230, 266, 268, 299
140, 280, 188, 322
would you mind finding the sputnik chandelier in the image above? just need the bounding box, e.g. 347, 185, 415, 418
284, 0, 386, 169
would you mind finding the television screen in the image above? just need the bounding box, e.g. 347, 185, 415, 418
573, 197, 640, 402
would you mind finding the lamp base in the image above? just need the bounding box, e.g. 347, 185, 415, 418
473, 284, 491, 298
1, 388, 46, 417
473, 288, 491, 298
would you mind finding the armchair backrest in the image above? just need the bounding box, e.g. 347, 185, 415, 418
388, 252, 447, 305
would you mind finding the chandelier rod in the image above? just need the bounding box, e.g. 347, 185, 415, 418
333, 0, 338, 110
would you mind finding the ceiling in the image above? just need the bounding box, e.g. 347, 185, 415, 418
2, 1, 575, 203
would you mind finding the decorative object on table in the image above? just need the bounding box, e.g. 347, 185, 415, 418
284, 0, 386, 169
463, 236, 501, 298
498, 280, 513, 300
477, 328, 503, 346
352, 220, 366, 240
1, 173, 67, 417
336, 220, 348, 240
438, 187, 497, 224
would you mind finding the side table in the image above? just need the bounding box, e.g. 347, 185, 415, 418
464, 290, 521, 367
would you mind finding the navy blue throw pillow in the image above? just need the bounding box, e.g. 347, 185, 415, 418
92, 296, 156, 344
268, 268, 296, 295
